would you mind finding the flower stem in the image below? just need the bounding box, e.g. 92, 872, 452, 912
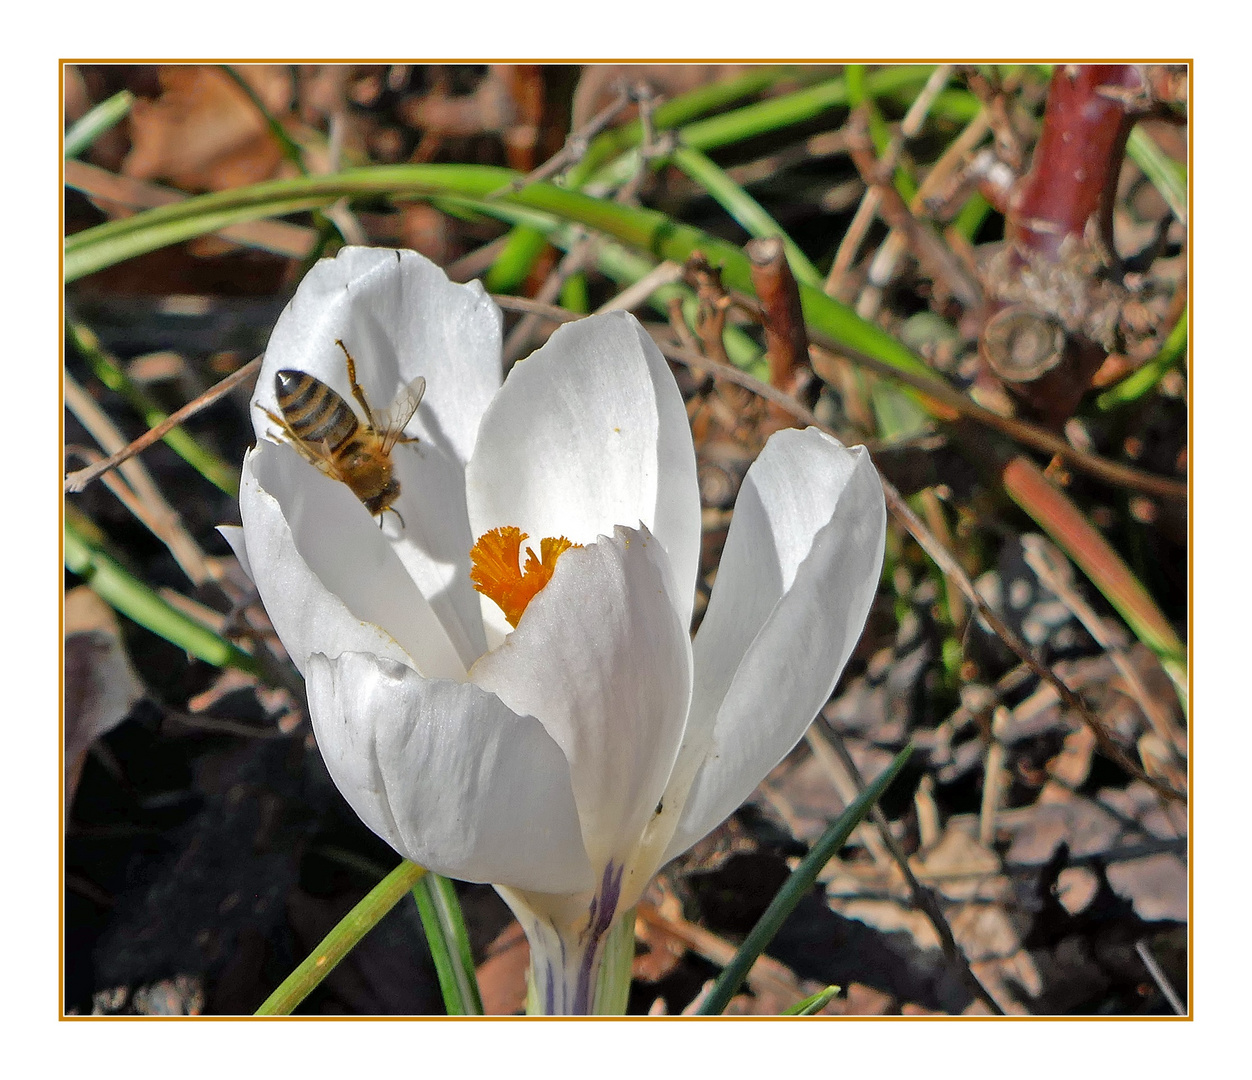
515, 862, 626, 1015
593, 905, 637, 1015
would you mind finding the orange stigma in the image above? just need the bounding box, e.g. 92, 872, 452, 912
470, 526, 579, 628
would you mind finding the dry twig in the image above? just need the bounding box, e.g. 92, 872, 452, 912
64, 355, 261, 494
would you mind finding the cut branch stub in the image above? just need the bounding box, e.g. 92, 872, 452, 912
745, 236, 817, 411
980, 305, 1066, 384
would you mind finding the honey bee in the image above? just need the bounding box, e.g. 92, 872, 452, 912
259, 339, 425, 525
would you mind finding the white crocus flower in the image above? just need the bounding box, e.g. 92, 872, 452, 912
223, 247, 886, 1015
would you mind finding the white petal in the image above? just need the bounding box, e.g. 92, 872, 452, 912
244, 442, 465, 680
217, 524, 252, 583
250, 247, 501, 667
306, 651, 593, 894
465, 311, 700, 624
380, 442, 487, 668
253, 246, 501, 465
470, 525, 693, 871
664, 429, 886, 860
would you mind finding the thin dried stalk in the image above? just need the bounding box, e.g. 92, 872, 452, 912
64, 373, 215, 587
65, 355, 261, 494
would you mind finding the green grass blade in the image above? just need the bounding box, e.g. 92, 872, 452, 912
65, 192, 339, 282
64, 516, 258, 672
67, 321, 239, 495
586, 67, 948, 195
846, 64, 919, 203
677, 67, 933, 160
696, 744, 915, 1015
495, 68, 803, 289
668, 144, 822, 288
412, 874, 484, 1016
566, 66, 809, 189
783, 985, 840, 1015
64, 164, 938, 390
1127, 125, 1187, 225
64, 90, 134, 159
255, 860, 427, 1015
483, 223, 550, 293
951, 190, 992, 241
433, 192, 768, 377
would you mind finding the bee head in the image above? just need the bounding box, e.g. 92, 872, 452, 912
363, 473, 401, 517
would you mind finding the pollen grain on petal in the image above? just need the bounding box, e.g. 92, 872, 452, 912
471, 526, 580, 628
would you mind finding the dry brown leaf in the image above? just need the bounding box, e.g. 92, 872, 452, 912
124, 65, 293, 192
909, 816, 1008, 903
1106, 853, 1187, 923
475, 920, 529, 1016
65, 587, 143, 816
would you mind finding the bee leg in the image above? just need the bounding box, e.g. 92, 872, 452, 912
336, 339, 379, 429
379, 506, 406, 531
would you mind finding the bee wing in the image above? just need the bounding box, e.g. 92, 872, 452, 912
379, 375, 427, 450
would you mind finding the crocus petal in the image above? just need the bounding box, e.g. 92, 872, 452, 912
253, 247, 501, 464
465, 311, 701, 624
470, 525, 693, 877
217, 524, 252, 583
252, 247, 500, 667
663, 428, 886, 860
380, 444, 487, 669
243, 442, 466, 680
306, 651, 594, 894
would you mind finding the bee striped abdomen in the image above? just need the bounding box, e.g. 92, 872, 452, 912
275, 370, 360, 450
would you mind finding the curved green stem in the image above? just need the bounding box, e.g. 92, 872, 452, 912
255, 860, 427, 1016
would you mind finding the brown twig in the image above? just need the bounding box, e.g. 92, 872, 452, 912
1019, 534, 1185, 757
1007, 65, 1148, 261
845, 117, 983, 309
746, 236, 815, 411
999, 454, 1186, 669
489, 81, 635, 197
857, 110, 993, 322
490, 291, 1184, 503
805, 343, 1185, 502
635, 902, 807, 1007
880, 480, 1183, 804
64, 355, 262, 493
502, 232, 601, 363
594, 260, 684, 316
824, 66, 954, 301
980, 65, 1180, 427
445, 236, 511, 282
63, 375, 216, 587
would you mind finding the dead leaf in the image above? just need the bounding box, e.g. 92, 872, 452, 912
475, 920, 528, 1016
909, 816, 1008, 903
65, 587, 143, 816
1055, 866, 1100, 915
124, 65, 293, 192
1106, 854, 1187, 923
